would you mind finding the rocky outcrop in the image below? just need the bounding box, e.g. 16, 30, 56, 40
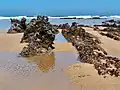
99, 27, 120, 41
20, 16, 59, 57
7, 17, 27, 33
62, 22, 120, 77
94, 19, 120, 28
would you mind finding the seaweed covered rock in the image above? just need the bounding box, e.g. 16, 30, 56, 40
62, 22, 120, 77
20, 16, 59, 57
7, 17, 27, 33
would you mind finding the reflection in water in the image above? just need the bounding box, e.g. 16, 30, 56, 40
0, 52, 80, 90
25, 52, 55, 73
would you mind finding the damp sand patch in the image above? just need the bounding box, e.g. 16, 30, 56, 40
62, 26, 120, 90
86, 29, 120, 56
0, 52, 80, 90
64, 63, 120, 90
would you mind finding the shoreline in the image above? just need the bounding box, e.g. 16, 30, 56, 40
63, 27, 120, 90
0, 30, 77, 52
1, 27, 120, 56
1, 27, 120, 58
1, 27, 120, 90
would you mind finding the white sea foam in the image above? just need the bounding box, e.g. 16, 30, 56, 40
109, 15, 120, 19
100, 16, 108, 19
0, 16, 37, 20
48, 16, 65, 19
68, 16, 92, 19
0, 15, 120, 20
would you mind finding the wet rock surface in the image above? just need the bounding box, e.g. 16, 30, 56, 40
62, 22, 120, 77
99, 27, 120, 41
20, 16, 59, 57
94, 19, 120, 28
7, 17, 27, 33
102, 19, 120, 27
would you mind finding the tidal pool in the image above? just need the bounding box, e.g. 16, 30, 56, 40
0, 52, 80, 90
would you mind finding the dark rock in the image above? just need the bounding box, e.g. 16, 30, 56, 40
20, 16, 59, 57
61, 22, 120, 78
7, 17, 27, 33
99, 27, 120, 41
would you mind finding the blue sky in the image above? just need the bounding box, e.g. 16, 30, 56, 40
0, 0, 120, 16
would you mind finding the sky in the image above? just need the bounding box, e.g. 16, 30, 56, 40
0, 0, 120, 16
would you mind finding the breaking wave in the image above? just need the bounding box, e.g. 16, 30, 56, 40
0, 16, 37, 20
0, 15, 120, 20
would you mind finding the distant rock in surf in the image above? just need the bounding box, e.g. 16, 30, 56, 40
7, 17, 27, 33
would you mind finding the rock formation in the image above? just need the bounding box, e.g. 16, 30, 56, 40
20, 16, 59, 57
62, 22, 120, 77
94, 19, 120, 28
7, 18, 27, 33
99, 27, 120, 41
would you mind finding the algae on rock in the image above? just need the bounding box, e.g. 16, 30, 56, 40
20, 16, 59, 57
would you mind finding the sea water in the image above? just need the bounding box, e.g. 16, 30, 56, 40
0, 18, 108, 30
0, 52, 80, 90
49, 18, 107, 26
1, 15, 120, 30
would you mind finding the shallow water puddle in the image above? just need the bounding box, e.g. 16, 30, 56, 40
54, 33, 68, 43
0, 52, 80, 90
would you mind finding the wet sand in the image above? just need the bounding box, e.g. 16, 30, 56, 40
0, 30, 79, 90
84, 27, 120, 56
64, 63, 120, 90
0, 30, 76, 52
0, 52, 80, 90
1, 28, 120, 90
64, 27, 120, 90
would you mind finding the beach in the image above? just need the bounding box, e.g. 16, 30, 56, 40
0, 29, 80, 90
0, 0, 120, 89
0, 30, 76, 52
64, 27, 120, 90
1, 27, 120, 90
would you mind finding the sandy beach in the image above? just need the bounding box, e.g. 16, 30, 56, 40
1, 28, 120, 90
64, 27, 120, 90
0, 0, 119, 89
85, 27, 120, 56
0, 30, 76, 52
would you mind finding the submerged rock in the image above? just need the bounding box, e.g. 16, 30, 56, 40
20, 16, 59, 57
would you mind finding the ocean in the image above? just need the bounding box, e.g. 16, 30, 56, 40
0, 19, 107, 30
0, 15, 120, 30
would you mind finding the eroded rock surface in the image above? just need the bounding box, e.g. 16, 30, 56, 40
20, 16, 59, 57
7, 17, 27, 33
99, 27, 120, 41
62, 22, 120, 77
